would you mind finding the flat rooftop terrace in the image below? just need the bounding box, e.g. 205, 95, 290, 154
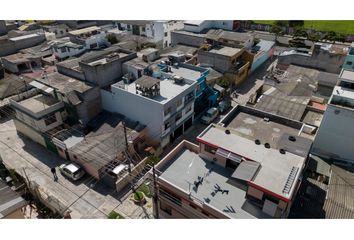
225, 111, 300, 146
209, 46, 242, 57
166, 65, 204, 81
114, 77, 195, 104
159, 147, 269, 219
197, 124, 308, 200
17, 93, 60, 113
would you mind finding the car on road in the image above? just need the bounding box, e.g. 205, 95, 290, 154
201, 107, 219, 125
59, 162, 85, 181
218, 100, 231, 114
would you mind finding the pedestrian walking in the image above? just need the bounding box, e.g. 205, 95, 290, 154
51, 167, 58, 181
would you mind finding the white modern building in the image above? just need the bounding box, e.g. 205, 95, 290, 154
312, 69, 354, 166
183, 20, 234, 33
101, 64, 206, 148
116, 21, 184, 48
68, 26, 108, 50
52, 40, 85, 60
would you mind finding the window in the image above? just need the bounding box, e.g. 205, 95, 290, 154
164, 32, 168, 37
44, 113, 56, 126
89, 43, 98, 49
60, 47, 67, 53
222, 22, 226, 25
142, 27, 145, 32
60, 30, 64, 35
164, 106, 172, 116
347, 61, 353, 65
73, 155, 77, 159
176, 99, 182, 108
127, 25, 131, 30
185, 105, 192, 114
175, 112, 182, 122
66, 29, 69, 32
204, 144, 217, 154
164, 121, 171, 130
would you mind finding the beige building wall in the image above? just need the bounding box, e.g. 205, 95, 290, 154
3, 208, 24, 219
14, 119, 46, 146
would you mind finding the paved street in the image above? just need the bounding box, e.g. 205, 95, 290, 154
0, 118, 153, 219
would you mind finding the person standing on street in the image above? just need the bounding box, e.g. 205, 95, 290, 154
51, 167, 58, 181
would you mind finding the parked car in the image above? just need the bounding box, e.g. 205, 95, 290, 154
218, 100, 231, 114
59, 162, 85, 181
201, 107, 219, 125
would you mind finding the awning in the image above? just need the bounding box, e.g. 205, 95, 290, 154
216, 148, 243, 163
231, 161, 261, 181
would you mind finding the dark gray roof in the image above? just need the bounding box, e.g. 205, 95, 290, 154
135, 75, 160, 88
317, 71, 338, 87
323, 165, 354, 219
0, 180, 27, 218
255, 94, 308, 121
231, 161, 261, 181
70, 111, 145, 171
277, 133, 312, 158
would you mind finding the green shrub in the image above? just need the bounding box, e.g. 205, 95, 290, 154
108, 211, 125, 219
133, 191, 144, 201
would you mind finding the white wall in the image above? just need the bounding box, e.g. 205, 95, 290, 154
84, 32, 107, 49
100, 88, 164, 142
53, 46, 85, 59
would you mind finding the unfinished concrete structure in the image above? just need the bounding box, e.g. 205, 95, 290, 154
31, 72, 102, 125
0, 32, 46, 57
277, 43, 349, 74
9, 88, 67, 147
1, 52, 42, 73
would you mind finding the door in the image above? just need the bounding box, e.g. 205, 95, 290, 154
225, 158, 239, 170
183, 116, 193, 132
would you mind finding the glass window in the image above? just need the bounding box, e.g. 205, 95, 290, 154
176, 99, 182, 108
164, 107, 172, 116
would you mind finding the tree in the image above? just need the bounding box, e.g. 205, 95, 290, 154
106, 34, 118, 44
274, 20, 288, 28
289, 20, 304, 28
308, 32, 322, 44
271, 24, 284, 42
323, 31, 337, 43
293, 26, 308, 38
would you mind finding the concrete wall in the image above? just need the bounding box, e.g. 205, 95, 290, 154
56, 65, 86, 81
198, 50, 233, 73
75, 87, 102, 125
0, 20, 7, 36
312, 104, 354, 164
171, 31, 205, 47
101, 88, 163, 142
11, 34, 46, 51
13, 119, 46, 147
15, 109, 65, 133
278, 50, 346, 74
80, 53, 136, 87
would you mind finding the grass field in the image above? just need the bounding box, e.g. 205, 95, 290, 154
253, 20, 354, 35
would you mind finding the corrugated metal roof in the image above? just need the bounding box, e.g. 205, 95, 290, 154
323, 165, 354, 219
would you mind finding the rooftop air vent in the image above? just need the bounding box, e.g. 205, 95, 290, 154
225, 129, 231, 135
264, 143, 270, 149
279, 149, 286, 154
255, 139, 261, 145
288, 136, 296, 142
263, 117, 269, 122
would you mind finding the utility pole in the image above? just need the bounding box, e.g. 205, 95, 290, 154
123, 121, 135, 193
152, 164, 159, 219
